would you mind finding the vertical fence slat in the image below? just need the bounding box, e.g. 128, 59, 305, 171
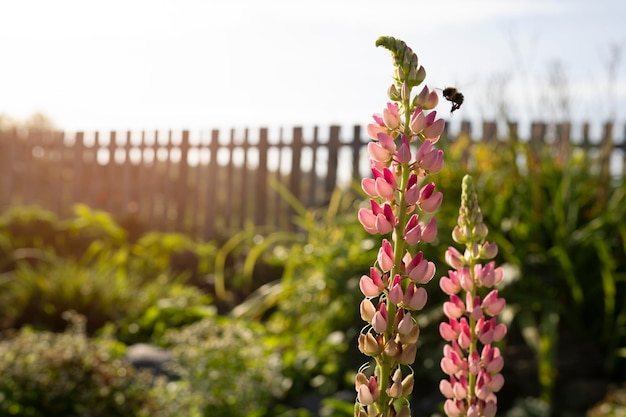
325, 125, 340, 198
255, 128, 268, 228
307, 127, 319, 206
351, 125, 362, 183
239, 129, 250, 231
176, 130, 190, 233
205, 129, 219, 239
73, 132, 86, 210
289, 127, 303, 210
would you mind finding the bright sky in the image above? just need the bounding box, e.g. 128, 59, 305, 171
1, 0, 625, 133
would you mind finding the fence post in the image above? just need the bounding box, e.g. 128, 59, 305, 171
239, 128, 250, 231
176, 130, 190, 233
107, 131, 117, 214
352, 125, 362, 183
73, 132, 85, 210
482, 121, 497, 143
289, 127, 303, 206
205, 129, 219, 239
598, 122, 614, 200
325, 125, 340, 197
255, 128, 269, 228
555, 122, 571, 165
622, 123, 626, 177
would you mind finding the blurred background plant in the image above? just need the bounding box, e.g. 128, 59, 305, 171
0, 311, 196, 417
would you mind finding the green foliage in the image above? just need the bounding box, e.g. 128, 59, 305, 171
234, 187, 379, 397
161, 315, 287, 417
0, 249, 214, 341
0, 312, 180, 417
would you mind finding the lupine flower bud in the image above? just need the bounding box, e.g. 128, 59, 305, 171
359, 267, 385, 297
398, 342, 417, 364
389, 274, 404, 304
481, 289, 506, 316
409, 107, 426, 134
356, 375, 379, 405
360, 299, 376, 322
403, 283, 427, 310
397, 136, 412, 164
481, 241, 498, 259
387, 83, 401, 101
406, 252, 435, 284
358, 332, 382, 356
420, 216, 438, 242
372, 302, 389, 333
445, 247, 465, 270
383, 102, 401, 129
439, 318, 461, 341
377, 239, 395, 272
443, 294, 465, 319
423, 111, 445, 140
404, 214, 422, 245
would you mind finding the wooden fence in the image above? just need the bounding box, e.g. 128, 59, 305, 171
1, 121, 625, 240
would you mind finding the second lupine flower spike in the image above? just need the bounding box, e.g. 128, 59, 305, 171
439, 175, 507, 417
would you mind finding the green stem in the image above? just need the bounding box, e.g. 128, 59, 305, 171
377, 94, 413, 414
467, 256, 478, 405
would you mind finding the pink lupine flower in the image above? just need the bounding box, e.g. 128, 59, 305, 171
445, 246, 465, 270
443, 294, 465, 319
439, 175, 508, 417
466, 293, 484, 320
360, 299, 376, 322
405, 174, 420, 205
367, 116, 387, 139
444, 399, 464, 417
423, 111, 445, 141
372, 302, 389, 333
415, 139, 444, 173
418, 182, 443, 213
358, 200, 395, 235
367, 141, 392, 163
356, 36, 447, 417
405, 251, 435, 284
440, 269, 462, 295
403, 214, 422, 245
383, 102, 401, 129
396, 309, 414, 335
439, 318, 461, 342
409, 107, 426, 134
481, 241, 498, 259
457, 318, 472, 349
356, 375, 379, 405
419, 218, 436, 242
481, 289, 506, 316
377, 239, 395, 272
397, 136, 412, 164
377, 132, 397, 153
474, 262, 501, 287
359, 267, 385, 297
414, 85, 439, 110
388, 274, 404, 304
403, 283, 427, 310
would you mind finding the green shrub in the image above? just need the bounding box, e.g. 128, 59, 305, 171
0, 312, 179, 417
0, 253, 214, 341
162, 315, 286, 417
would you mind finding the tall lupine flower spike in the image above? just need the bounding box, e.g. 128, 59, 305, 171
355, 36, 445, 417
439, 175, 506, 417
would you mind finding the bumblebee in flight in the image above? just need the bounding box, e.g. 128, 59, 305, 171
442, 87, 464, 114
